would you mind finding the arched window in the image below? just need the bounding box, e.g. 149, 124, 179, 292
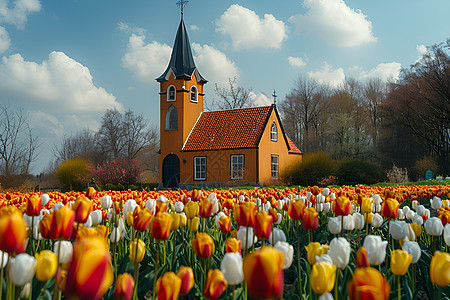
270, 121, 277, 141
167, 85, 176, 101
190, 86, 198, 102
166, 105, 178, 130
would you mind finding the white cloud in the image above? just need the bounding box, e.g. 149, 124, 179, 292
288, 56, 307, 67
62, 114, 99, 133
121, 34, 239, 87
0, 0, 41, 29
121, 34, 172, 84
191, 43, 239, 86
0, 51, 122, 112
190, 24, 201, 32
415, 44, 427, 63
0, 26, 10, 53
289, 0, 377, 47
216, 4, 287, 50
348, 65, 361, 71
28, 110, 65, 138
250, 91, 272, 106
308, 62, 345, 87
117, 22, 146, 35
359, 62, 401, 81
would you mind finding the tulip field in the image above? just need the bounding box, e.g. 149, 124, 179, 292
0, 184, 450, 300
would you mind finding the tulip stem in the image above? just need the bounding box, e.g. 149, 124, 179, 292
30, 216, 34, 256
340, 216, 344, 237
172, 235, 176, 271
335, 268, 340, 300
0, 253, 4, 300
152, 242, 160, 300
411, 264, 415, 294
398, 275, 401, 300
53, 240, 62, 300
232, 285, 235, 300
296, 220, 303, 299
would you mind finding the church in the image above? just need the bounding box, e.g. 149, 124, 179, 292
157, 14, 302, 189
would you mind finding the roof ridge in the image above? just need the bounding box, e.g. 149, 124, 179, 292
204, 105, 272, 114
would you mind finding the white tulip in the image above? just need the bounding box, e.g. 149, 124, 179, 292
371, 214, 383, 228
212, 202, 220, 215
353, 213, 365, 230
238, 195, 245, 202
329, 237, 350, 269
374, 203, 381, 213
33, 226, 42, 240
237, 227, 255, 250
322, 188, 330, 197
269, 228, 286, 245
22, 213, 33, 227
402, 206, 410, 216
90, 210, 102, 225
363, 235, 388, 266
330, 193, 336, 200
110, 227, 121, 243
412, 214, 424, 226
317, 203, 323, 212
8, 253, 36, 286
220, 252, 243, 285
82, 215, 92, 228
402, 240, 421, 264
444, 224, 450, 246
0, 250, 8, 267
215, 212, 226, 228
323, 202, 332, 213
276, 213, 282, 225
389, 221, 407, 240
123, 199, 138, 217
424, 217, 444, 236
145, 199, 156, 212
277, 200, 284, 210
100, 195, 112, 209
372, 194, 382, 205
406, 210, 415, 220
319, 292, 334, 300
316, 253, 333, 264
328, 217, 341, 235
156, 195, 168, 203
430, 196, 442, 210
406, 223, 416, 241
411, 200, 418, 210
343, 215, 354, 231
19, 283, 31, 299
397, 209, 404, 220
40, 194, 50, 207
416, 205, 426, 216
306, 192, 312, 201
51, 203, 64, 211
54, 241, 73, 264
274, 241, 294, 269
174, 201, 184, 213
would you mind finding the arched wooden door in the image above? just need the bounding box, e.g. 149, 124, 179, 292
162, 154, 180, 188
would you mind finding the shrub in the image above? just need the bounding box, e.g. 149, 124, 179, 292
412, 156, 438, 180
336, 158, 385, 185
91, 159, 140, 186
386, 164, 409, 184
283, 152, 337, 187
56, 159, 91, 188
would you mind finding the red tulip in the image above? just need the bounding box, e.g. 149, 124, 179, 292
26, 194, 42, 216
0, 206, 27, 254
288, 200, 305, 220
225, 237, 241, 254
50, 205, 75, 240
254, 211, 273, 240
381, 198, 399, 219
218, 215, 232, 233
234, 202, 256, 227
193, 232, 215, 259
150, 212, 173, 240
157, 271, 181, 300
203, 269, 228, 300
199, 197, 213, 219
347, 267, 390, 300
133, 207, 152, 232
303, 207, 319, 230
177, 266, 194, 296
333, 196, 351, 216
114, 273, 134, 300
72, 195, 93, 223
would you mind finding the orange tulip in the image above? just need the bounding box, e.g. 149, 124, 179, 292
254, 211, 273, 240
288, 200, 305, 220
114, 273, 135, 300
64, 237, 113, 300
177, 266, 194, 296
235, 201, 257, 227
72, 195, 93, 223
39, 211, 52, 239
157, 271, 181, 300
381, 198, 399, 219
0, 206, 27, 254
268, 208, 279, 223
225, 237, 241, 254
199, 197, 214, 218
150, 212, 173, 240
155, 201, 168, 214
133, 207, 152, 232
203, 269, 228, 300
218, 215, 232, 234
193, 232, 215, 259
26, 194, 42, 216
50, 205, 75, 240
243, 247, 284, 299
333, 196, 351, 216
355, 247, 370, 268
347, 267, 390, 300
303, 207, 319, 230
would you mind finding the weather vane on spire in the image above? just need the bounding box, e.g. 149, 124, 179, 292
272, 90, 277, 105
176, 0, 189, 18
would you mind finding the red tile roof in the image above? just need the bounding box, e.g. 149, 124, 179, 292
286, 136, 302, 154
182, 106, 273, 151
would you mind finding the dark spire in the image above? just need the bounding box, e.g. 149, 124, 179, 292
176, 0, 189, 19
156, 19, 207, 83
272, 90, 277, 105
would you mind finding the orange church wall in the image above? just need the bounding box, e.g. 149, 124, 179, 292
257, 109, 302, 183
179, 148, 258, 184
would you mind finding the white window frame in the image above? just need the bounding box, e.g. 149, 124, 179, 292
271, 154, 279, 179
167, 85, 176, 101
194, 156, 206, 180
190, 86, 198, 103
230, 154, 244, 180
270, 121, 277, 141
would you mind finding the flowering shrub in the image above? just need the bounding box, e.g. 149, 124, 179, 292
90, 159, 140, 186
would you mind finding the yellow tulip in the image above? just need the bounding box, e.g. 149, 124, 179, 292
305, 242, 329, 265
35, 250, 58, 281
170, 213, 181, 231
361, 197, 373, 214
129, 239, 145, 263
310, 262, 336, 295
390, 250, 412, 276
430, 251, 450, 287
189, 217, 200, 233
184, 201, 199, 219
410, 223, 421, 238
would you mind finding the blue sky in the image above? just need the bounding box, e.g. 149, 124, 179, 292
0, 0, 448, 173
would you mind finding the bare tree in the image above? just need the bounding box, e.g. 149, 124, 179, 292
0, 105, 39, 187
53, 128, 98, 164
213, 77, 253, 110
362, 78, 387, 147
97, 108, 124, 159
